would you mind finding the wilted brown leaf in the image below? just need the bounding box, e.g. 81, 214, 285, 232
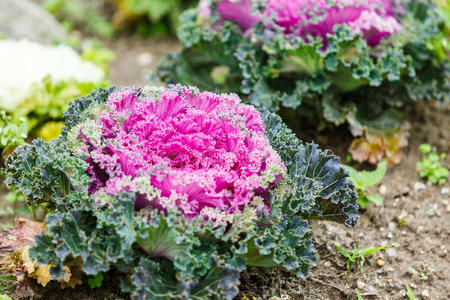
0, 218, 81, 289
349, 130, 408, 165
0, 247, 22, 273
60, 265, 83, 289
0, 218, 46, 252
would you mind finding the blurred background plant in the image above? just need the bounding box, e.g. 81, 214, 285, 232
428, 0, 450, 61
0, 191, 29, 229
417, 144, 449, 185
111, 0, 198, 36
0, 112, 27, 161
43, 0, 114, 38
0, 1, 116, 228
343, 161, 387, 209
0, 39, 111, 147
41, 0, 199, 37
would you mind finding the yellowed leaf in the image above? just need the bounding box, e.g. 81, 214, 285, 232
20, 245, 35, 274
59, 265, 83, 289
241, 293, 258, 300
29, 264, 51, 287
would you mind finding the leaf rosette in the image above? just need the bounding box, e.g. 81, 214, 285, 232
157, 0, 450, 164
5, 86, 358, 299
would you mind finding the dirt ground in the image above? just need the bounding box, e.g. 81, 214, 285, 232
240, 100, 450, 300
1, 36, 449, 300
106, 36, 179, 87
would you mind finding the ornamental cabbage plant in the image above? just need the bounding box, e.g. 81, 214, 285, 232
157, 0, 450, 164
5, 85, 358, 299
0, 39, 109, 142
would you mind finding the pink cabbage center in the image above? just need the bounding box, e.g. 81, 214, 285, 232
210, 0, 401, 46
82, 86, 285, 221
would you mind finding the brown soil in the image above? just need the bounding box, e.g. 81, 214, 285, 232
106, 36, 179, 87
1, 37, 449, 299
0, 270, 128, 300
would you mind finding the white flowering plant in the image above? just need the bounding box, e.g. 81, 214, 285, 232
0, 39, 109, 144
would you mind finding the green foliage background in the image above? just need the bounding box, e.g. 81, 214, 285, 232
43, 0, 199, 37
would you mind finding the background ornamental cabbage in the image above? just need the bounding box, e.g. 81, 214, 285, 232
208, 0, 401, 46
157, 0, 450, 165
5, 86, 358, 299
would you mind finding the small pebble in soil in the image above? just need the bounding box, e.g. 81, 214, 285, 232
387, 267, 394, 272
376, 259, 385, 267
388, 222, 396, 231
446, 204, 450, 213
414, 182, 426, 191
427, 204, 438, 216
388, 281, 396, 288
398, 211, 409, 220
387, 232, 393, 239
323, 261, 331, 267
438, 247, 447, 258
357, 281, 366, 290
136, 53, 153, 66
380, 241, 389, 248
441, 187, 449, 195
367, 285, 377, 294
386, 248, 397, 258
379, 184, 387, 195
421, 289, 430, 298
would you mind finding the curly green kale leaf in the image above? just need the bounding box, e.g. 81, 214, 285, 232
29, 193, 136, 278
130, 256, 240, 300
261, 110, 359, 226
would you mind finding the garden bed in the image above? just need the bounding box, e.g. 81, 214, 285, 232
1, 36, 448, 300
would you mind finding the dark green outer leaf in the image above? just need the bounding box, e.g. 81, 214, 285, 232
29, 194, 137, 278
262, 110, 359, 226
130, 257, 240, 300
62, 87, 116, 136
